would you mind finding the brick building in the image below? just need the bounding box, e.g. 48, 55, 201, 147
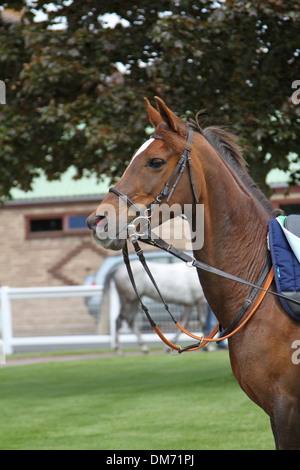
0, 167, 110, 289
0, 168, 112, 338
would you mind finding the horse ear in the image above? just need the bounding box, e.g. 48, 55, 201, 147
144, 97, 162, 128
154, 96, 184, 133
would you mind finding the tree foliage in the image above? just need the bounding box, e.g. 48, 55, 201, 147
0, 0, 299, 199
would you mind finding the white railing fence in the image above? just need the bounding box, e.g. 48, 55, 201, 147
0, 284, 197, 356
0, 285, 107, 355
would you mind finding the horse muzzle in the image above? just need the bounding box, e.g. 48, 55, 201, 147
87, 213, 126, 251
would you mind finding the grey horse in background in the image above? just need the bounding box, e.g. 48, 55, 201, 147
98, 260, 208, 354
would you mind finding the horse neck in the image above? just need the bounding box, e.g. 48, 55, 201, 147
192, 146, 271, 329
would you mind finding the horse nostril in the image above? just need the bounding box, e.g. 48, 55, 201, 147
87, 215, 106, 230
95, 216, 107, 227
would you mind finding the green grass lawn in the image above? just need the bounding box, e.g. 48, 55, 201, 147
0, 350, 274, 450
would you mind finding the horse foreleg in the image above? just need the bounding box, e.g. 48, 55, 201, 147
114, 314, 124, 356
272, 398, 300, 450
198, 300, 208, 336
123, 300, 149, 354
131, 323, 149, 354
270, 419, 279, 450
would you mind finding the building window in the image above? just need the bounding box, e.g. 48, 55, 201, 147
26, 213, 89, 238
66, 215, 89, 232
30, 218, 63, 233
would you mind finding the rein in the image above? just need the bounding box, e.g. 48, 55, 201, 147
108, 127, 300, 353
127, 232, 275, 353
122, 230, 274, 353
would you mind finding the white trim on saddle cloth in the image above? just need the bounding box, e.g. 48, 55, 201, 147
276, 217, 300, 264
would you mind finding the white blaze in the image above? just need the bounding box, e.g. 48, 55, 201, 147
128, 138, 154, 166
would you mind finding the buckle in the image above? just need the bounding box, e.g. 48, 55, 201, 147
186, 257, 196, 268
127, 216, 150, 241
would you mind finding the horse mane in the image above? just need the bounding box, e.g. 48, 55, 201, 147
189, 117, 277, 217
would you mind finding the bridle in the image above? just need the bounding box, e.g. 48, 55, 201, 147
106, 126, 300, 353
110, 127, 198, 206
109, 127, 198, 235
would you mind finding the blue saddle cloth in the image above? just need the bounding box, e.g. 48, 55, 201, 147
268, 216, 300, 322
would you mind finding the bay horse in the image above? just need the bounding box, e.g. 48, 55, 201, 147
87, 97, 300, 449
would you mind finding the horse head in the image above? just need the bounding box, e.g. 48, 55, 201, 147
87, 97, 204, 251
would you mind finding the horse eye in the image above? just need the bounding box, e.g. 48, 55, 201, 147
147, 158, 166, 169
